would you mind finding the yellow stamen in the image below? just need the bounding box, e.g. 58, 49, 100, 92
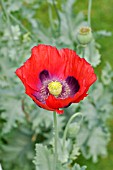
48, 81, 62, 97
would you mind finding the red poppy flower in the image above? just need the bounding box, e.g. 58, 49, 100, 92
15, 44, 97, 114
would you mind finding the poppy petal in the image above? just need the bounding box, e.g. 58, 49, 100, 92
46, 95, 72, 109
59, 48, 97, 102
66, 76, 80, 96
39, 70, 50, 83
25, 85, 54, 111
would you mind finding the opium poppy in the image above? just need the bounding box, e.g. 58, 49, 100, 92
15, 44, 97, 114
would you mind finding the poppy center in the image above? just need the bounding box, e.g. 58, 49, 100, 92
48, 81, 62, 97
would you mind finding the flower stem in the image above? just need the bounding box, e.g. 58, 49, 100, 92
82, 47, 85, 58
53, 111, 58, 170
88, 0, 92, 26
52, 0, 61, 34
62, 112, 82, 152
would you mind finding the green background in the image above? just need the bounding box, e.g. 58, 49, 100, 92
76, 1, 113, 169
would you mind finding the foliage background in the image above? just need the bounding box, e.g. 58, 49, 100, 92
0, 0, 113, 170
76, 0, 113, 169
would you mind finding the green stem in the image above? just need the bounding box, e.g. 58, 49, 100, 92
88, 0, 92, 26
53, 111, 58, 170
62, 112, 82, 152
48, 5, 55, 36
52, 0, 61, 34
82, 47, 85, 58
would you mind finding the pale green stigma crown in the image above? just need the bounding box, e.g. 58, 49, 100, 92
79, 27, 91, 35
48, 81, 62, 97
77, 26, 92, 46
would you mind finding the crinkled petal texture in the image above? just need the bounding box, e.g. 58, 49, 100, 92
15, 44, 97, 114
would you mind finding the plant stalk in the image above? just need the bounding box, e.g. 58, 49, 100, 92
52, 0, 61, 34
62, 112, 82, 152
88, 0, 92, 26
82, 47, 85, 58
53, 111, 58, 170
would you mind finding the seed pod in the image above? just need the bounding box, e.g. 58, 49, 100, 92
77, 27, 92, 46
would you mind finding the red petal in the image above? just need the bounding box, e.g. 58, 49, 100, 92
15, 58, 39, 91
46, 95, 72, 109
56, 109, 64, 114
74, 93, 88, 103
59, 48, 97, 102
25, 85, 54, 111
15, 44, 70, 91
31, 44, 66, 79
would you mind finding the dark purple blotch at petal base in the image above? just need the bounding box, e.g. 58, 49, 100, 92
66, 76, 80, 96
39, 70, 50, 83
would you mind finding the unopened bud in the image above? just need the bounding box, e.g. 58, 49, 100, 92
67, 122, 80, 138
77, 27, 92, 46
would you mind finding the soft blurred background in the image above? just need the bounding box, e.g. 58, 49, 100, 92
0, 0, 113, 170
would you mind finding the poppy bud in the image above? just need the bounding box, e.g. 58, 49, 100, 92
67, 122, 80, 138
77, 27, 92, 46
